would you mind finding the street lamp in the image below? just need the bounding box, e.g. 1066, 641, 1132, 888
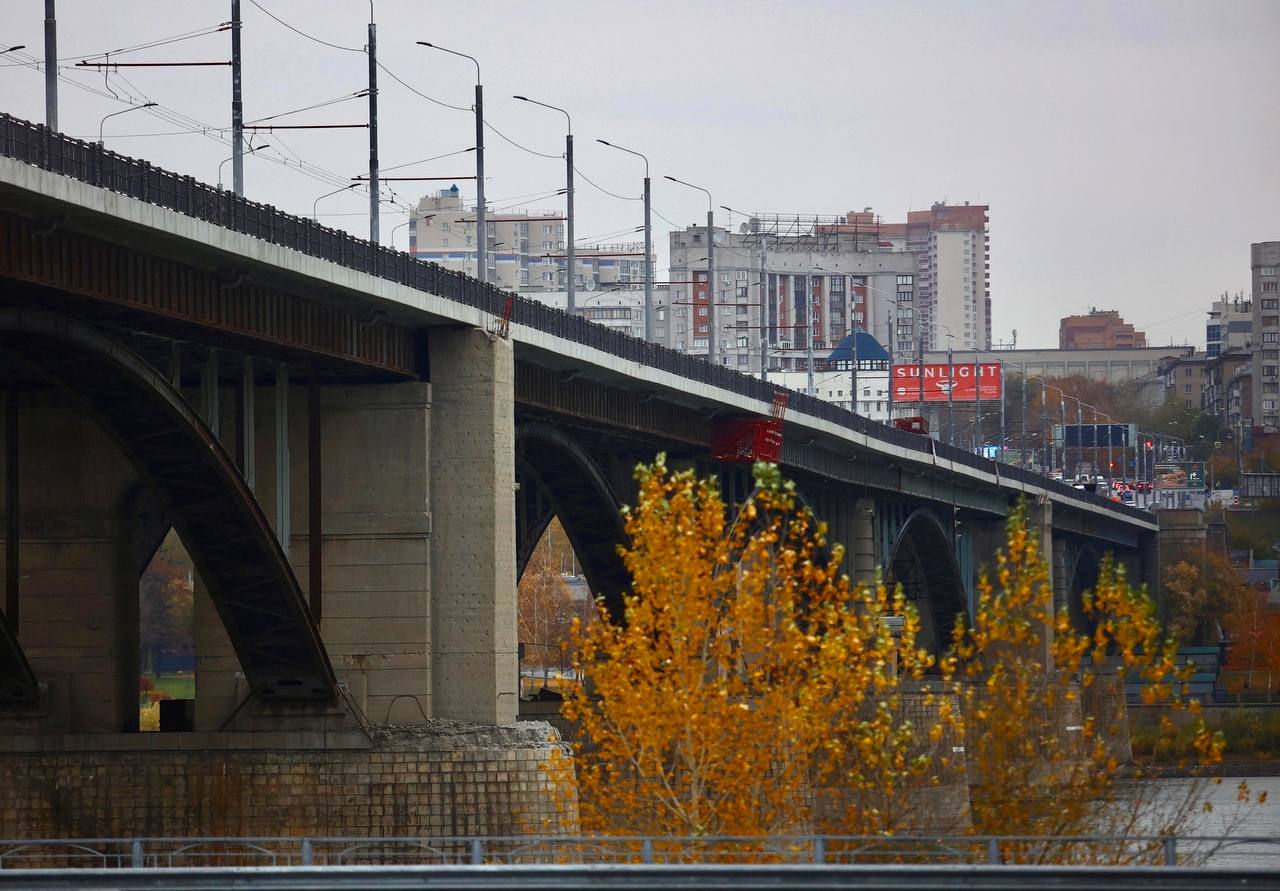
218, 142, 269, 192
0, 46, 26, 54
514, 95, 574, 312
664, 175, 717, 365
417, 41, 486, 283
98, 102, 157, 146
313, 183, 358, 221
600, 139, 652, 341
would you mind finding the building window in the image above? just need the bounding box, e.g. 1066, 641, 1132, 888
896, 275, 913, 286
1264, 299, 1280, 310
657, 307, 667, 321
694, 338, 708, 348
1266, 332, 1280, 343
1261, 266, 1278, 276
1264, 281, 1279, 293
698, 307, 708, 317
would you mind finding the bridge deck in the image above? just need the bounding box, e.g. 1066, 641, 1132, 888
0, 113, 1154, 534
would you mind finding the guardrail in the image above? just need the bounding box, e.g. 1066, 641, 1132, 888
0, 113, 1150, 524
1, 834, 1277, 869
2, 863, 1279, 890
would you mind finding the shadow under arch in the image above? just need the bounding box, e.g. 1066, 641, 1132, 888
0, 310, 335, 702
886, 508, 968, 656
515, 422, 628, 620
1068, 543, 1102, 633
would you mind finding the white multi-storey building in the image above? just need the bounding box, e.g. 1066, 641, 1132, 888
410, 185, 653, 294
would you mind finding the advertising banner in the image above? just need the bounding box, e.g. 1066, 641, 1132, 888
1153, 462, 1206, 490
891, 362, 1003, 403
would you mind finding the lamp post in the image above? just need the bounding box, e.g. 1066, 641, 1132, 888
313, 183, 357, 221
515, 96, 573, 311
600, 140, 652, 340
664, 175, 716, 365
417, 42, 485, 283
218, 142, 268, 191
946, 335, 955, 447
98, 102, 157, 145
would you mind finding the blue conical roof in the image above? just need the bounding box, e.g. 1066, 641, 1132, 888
826, 329, 888, 363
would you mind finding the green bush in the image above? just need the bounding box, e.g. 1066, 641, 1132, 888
1133, 710, 1280, 761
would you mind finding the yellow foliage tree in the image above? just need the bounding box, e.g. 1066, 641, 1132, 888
560, 457, 958, 837
953, 506, 1236, 862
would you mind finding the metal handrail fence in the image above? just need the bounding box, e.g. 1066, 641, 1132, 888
1, 834, 1277, 869
0, 113, 1150, 524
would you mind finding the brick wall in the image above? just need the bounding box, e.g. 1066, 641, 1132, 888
0, 723, 578, 839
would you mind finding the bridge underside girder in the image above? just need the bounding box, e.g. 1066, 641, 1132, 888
0, 311, 335, 703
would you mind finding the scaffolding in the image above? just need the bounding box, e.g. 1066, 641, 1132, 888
728, 212, 886, 255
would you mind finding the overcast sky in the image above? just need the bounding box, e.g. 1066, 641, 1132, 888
3, 0, 1276, 349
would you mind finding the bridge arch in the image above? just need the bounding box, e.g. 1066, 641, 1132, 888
515, 423, 629, 620
886, 508, 967, 655
0, 311, 335, 702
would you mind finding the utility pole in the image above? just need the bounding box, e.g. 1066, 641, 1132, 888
44, 0, 57, 131
947, 343, 955, 446
885, 298, 894, 421
565, 131, 575, 313
805, 275, 814, 395
642, 171, 651, 340
230, 0, 243, 195
475, 82, 486, 282
998, 363, 1006, 462
366, 5, 379, 243
759, 234, 768, 382
707, 207, 716, 365
974, 356, 982, 456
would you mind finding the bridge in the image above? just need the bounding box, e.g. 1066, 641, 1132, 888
0, 114, 1160, 838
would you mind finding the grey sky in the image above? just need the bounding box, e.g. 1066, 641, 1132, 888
3, 0, 1276, 349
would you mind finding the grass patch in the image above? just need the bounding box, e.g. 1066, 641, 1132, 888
1133, 709, 1280, 761
146, 672, 194, 700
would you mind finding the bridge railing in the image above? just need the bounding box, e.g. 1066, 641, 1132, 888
0, 113, 1148, 523
0, 834, 1275, 869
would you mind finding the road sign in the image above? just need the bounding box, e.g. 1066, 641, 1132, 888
1053, 423, 1135, 448
891, 362, 1003, 402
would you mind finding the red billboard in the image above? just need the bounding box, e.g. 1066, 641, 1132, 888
891, 362, 1003, 402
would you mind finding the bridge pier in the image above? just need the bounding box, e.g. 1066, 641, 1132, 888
0, 391, 142, 732
428, 327, 517, 726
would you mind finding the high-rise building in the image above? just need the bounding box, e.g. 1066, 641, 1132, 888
1206, 293, 1252, 358
822, 203, 991, 353
1250, 242, 1280, 433
409, 186, 652, 294
1059, 310, 1147, 350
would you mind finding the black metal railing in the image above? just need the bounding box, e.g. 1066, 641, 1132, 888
0, 113, 1149, 523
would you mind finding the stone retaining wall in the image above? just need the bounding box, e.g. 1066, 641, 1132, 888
0, 721, 577, 838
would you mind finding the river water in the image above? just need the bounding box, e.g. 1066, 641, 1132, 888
1143, 775, 1280, 867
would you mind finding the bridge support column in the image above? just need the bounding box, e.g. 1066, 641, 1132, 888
304, 382, 432, 725
428, 327, 517, 726
1025, 499, 1057, 670
1, 394, 140, 732
850, 497, 876, 588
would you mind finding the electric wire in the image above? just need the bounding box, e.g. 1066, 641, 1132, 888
245, 0, 363, 53
245, 90, 369, 125
574, 166, 641, 202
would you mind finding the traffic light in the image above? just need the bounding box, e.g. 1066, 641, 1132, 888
1145, 440, 1154, 450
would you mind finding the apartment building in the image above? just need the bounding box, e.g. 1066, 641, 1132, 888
1060, 310, 1147, 350
409, 185, 652, 293
1203, 349, 1253, 427
1158, 353, 1207, 410
822, 203, 991, 352
661, 220, 917, 374
1250, 241, 1280, 433
1206, 293, 1253, 358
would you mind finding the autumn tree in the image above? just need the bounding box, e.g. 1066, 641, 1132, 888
1164, 551, 1249, 647
1225, 589, 1280, 692
139, 531, 194, 675
561, 457, 956, 837
952, 507, 1230, 859
518, 520, 579, 674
